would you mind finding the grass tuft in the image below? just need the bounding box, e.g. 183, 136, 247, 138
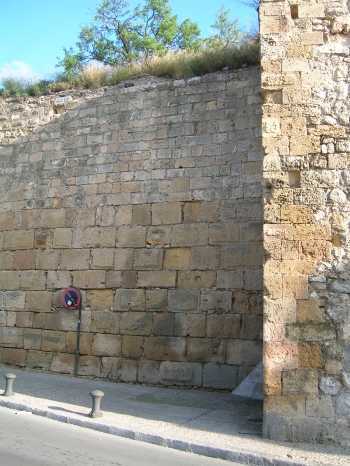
0, 42, 259, 97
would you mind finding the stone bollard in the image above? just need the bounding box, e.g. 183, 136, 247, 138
89, 390, 104, 418
4, 373, 16, 397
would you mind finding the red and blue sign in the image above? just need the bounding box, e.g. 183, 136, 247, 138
60, 288, 81, 310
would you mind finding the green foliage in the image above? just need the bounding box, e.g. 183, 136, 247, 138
58, 0, 201, 80
1, 78, 27, 96
0, 78, 51, 97
205, 7, 243, 48
26, 80, 51, 96
1, 2, 260, 97
56, 47, 83, 82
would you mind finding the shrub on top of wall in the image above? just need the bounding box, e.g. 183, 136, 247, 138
0, 42, 259, 97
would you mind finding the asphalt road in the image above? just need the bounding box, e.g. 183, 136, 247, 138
0, 407, 237, 466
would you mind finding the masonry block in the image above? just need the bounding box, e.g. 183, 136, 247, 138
27, 350, 52, 370
87, 289, 114, 311
4, 230, 34, 250
0, 68, 264, 396
152, 203, 182, 225
51, 353, 75, 374
203, 363, 238, 389
60, 249, 90, 270
134, 248, 163, 270
160, 361, 202, 386
144, 337, 186, 361
78, 356, 101, 377
120, 312, 153, 336
72, 271, 106, 289
137, 271, 176, 288
92, 334, 121, 356
91, 249, 114, 269
164, 248, 191, 270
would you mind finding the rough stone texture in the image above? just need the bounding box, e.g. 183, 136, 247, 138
261, 0, 350, 446
0, 70, 262, 390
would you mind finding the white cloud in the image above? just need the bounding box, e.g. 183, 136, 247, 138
0, 60, 39, 83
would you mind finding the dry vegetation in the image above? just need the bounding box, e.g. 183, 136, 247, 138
0, 42, 259, 97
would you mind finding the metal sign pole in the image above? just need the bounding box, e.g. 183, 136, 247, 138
60, 288, 82, 377
74, 300, 82, 377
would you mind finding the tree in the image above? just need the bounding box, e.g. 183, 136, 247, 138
205, 7, 243, 48
58, 0, 201, 77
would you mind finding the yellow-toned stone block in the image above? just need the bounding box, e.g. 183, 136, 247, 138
264, 273, 283, 299
262, 116, 281, 136
281, 117, 307, 136
281, 205, 313, 224
289, 135, 319, 156
264, 368, 282, 396
282, 273, 308, 300
282, 87, 312, 105
260, 15, 288, 34
265, 394, 306, 416
261, 59, 282, 74
282, 58, 310, 73
298, 3, 325, 18
280, 260, 316, 275
287, 44, 312, 59
263, 135, 289, 157
298, 343, 323, 368
301, 32, 324, 46
297, 299, 325, 323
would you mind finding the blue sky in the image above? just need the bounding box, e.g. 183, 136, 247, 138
0, 0, 257, 81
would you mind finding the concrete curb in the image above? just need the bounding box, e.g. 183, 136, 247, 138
0, 398, 305, 466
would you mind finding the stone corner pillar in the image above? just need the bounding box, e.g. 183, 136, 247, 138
261, 0, 350, 445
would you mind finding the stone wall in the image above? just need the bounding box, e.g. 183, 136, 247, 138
261, 0, 350, 446
0, 69, 262, 389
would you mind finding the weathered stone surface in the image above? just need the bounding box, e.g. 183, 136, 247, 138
0, 348, 26, 366
90, 311, 120, 334
53, 229, 73, 248
168, 289, 199, 312
60, 250, 90, 270
78, 356, 101, 377
152, 203, 182, 225
164, 248, 191, 270
120, 312, 153, 336
132, 205, 151, 225
115, 289, 145, 311
51, 353, 75, 374
203, 363, 238, 389
41, 331, 66, 352
144, 337, 186, 361
122, 335, 144, 359
146, 289, 167, 310
137, 271, 176, 288
160, 361, 202, 386
0, 69, 262, 392
134, 249, 163, 270
73, 271, 106, 289
174, 313, 205, 337
47, 272, 71, 289
178, 271, 216, 289
23, 329, 42, 350
261, 0, 350, 446
138, 360, 160, 384
91, 249, 114, 269
226, 340, 261, 366
27, 350, 52, 370
92, 334, 121, 357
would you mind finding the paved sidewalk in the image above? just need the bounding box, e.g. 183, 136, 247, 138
0, 365, 348, 466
